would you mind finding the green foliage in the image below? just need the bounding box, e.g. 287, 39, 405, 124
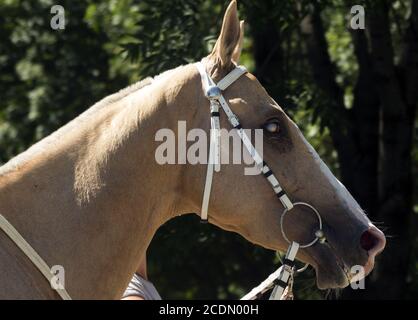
0, 0, 127, 162
119, 0, 225, 77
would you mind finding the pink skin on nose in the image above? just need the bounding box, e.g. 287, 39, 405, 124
360, 225, 386, 276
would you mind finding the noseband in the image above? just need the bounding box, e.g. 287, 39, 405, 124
195, 62, 327, 299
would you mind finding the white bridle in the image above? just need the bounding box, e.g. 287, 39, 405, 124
195, 61, 327, 299
195, 62, 293, 221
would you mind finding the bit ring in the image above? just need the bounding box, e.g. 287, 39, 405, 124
280, 202, 325, 248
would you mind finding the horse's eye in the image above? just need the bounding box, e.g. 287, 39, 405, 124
264, 120, 280, 134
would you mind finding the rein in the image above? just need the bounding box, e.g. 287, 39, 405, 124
195, 61, 327, 300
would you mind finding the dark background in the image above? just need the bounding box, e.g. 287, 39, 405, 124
0, 0, 416, 299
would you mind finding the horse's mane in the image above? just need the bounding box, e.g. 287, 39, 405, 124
0, 66, 182, 176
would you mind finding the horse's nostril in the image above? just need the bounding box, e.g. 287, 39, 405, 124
360, 227, 386, 254
360, 230, 377, 251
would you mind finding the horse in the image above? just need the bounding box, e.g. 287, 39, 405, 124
0, 0, 385, 299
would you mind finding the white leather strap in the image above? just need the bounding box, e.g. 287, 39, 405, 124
196, 62, 215, 89
201, 153, 215, 221
0, 214, 72, 300
217, 95, 240, 128
196, 62, 246, 221
201, 102, 221, 220
240, 265, 284, 300
217, 66, 247, 90
241, 241, 300, 300
269, 241, 299, 300
196, 63, 221, 221
195, 61, 294, 222
218, 92, 293, 210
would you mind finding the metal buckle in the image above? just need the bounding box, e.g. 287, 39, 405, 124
206, 86, 222, 100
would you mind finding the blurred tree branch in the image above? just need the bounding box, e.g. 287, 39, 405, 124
349, 28, 379, 217
298, 0, 416, 299
300, 4, 359, 187
400, 0, 418, 121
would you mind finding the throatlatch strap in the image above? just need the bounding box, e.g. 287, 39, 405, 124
196, 62, 221, 221
201, 101, 221, 221
0, 214, 72, 300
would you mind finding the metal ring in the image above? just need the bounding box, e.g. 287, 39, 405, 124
206, 86, 222, 100
280, 202, 323, 248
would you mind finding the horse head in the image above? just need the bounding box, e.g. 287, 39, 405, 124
182, 0, 385, 289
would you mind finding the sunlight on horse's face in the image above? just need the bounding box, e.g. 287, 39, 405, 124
198, 0, 385, 289
205, 71, 385, 288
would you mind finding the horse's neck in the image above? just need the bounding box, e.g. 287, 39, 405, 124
0, 64, 201, 299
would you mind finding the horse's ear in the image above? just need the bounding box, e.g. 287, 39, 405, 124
231, 20, 244, 64
210, 0, 241, 68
